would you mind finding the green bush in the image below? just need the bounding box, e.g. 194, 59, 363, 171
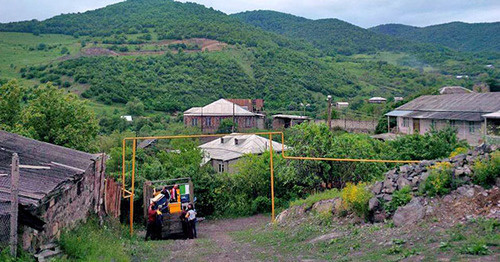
290, 189, 341, 209
385, 186, 412, 213
472, 151, 500, 188
421, 162, 454, 196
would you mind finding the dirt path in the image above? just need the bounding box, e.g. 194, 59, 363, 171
161, 214, 277, 262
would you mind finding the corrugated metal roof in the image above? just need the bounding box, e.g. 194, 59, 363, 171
406, 111, 483, 121
0, 131, 97, 211
397, 93, 500, 113
199, 134, 286, 162
385, 110, 413, 117
184, 99, 263, 116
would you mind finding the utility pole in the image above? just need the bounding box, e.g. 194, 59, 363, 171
200, 107, 204, 133
327, 95, 332, 130
232, 101, 235, 133
10, 153, 19, 258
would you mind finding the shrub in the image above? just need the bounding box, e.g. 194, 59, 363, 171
460, 239, 491, 255
340, 182, 373, 218
290, 189, 340, 209
421, 162, 454, 196
251, 196, 271, 214
472, 151, 500, 188
449, 147, 468, 158
385, 186, 412, 213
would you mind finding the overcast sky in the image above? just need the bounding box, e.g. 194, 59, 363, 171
1, 0, 499, 28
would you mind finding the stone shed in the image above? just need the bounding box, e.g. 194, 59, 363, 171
0, 131, 105, 252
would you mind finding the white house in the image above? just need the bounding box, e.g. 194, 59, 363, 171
199, 134, 286, 173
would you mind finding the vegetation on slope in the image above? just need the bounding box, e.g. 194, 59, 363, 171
370, 22, 500, 53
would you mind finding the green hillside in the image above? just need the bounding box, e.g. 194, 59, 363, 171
369, 22, 500, 53
232, 10, 448, 56
0, 0, 486, 115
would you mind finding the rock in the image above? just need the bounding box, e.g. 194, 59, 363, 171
425, 206, 434, 216
411, 176, 419, 187
308, 232, 344, 244
393, 197, 425, 227
275, 205, 306, 224
454, 167, 465, 176
369, 197, 380, 211
312, 198, 339, 214
420, 172, 429, 182
457, 186, 475, 198
396, 177, 411, 190
443, 195, 454, 202
399, 165, 409, 173
383, 194, 393, 202
372, 181, 383, 194
383, 179, 396, 194
373, 211, 387, 223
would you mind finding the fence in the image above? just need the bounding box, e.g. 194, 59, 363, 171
0, 153, 19, 257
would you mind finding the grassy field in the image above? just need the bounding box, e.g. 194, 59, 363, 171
0, 32, 80, 83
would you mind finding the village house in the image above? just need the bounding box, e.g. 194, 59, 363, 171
0, 131, 106, 252
199, 134, 286, 173
184, 99, 265, 133
272, 114, 309, 129
368, 97, 387, 104
385, 92, 500, 145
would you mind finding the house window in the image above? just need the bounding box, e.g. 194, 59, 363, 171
449, 120, 456, 128
430, 120, 436, 129
191, 118, 198, 126
469, 121, 476, 133
218, 163, 225, 173
402, 118, 409, 127
205, 117, 212, 127
245, 118, 252, 127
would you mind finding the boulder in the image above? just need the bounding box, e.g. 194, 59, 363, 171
275, 204, 306, 224
373, 211, 387, 223
372, 181, 383, 194
368, 197, 380, 211
396, 177, 411, 190
456, 186, 475, 198
393, 197, 425, 227
312, 198, 340, 214
383, 179, 396, 193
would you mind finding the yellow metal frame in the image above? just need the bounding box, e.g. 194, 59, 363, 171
122, 131, 419, 234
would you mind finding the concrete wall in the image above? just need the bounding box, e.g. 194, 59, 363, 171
210, 159, 239, 174
396, 117, 484, 145
324, 119, 377, 133
21, 158, 105, 252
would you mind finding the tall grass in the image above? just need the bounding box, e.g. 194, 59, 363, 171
290, 189, 341, 209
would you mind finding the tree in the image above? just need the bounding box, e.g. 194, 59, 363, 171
21, 83, 99, 152
126, 97, 145, 116
217, 119, 237, 134
0, 80, 22, 128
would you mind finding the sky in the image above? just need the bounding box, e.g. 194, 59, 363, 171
0, 0, 499, 28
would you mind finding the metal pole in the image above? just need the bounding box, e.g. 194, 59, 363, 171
232, 102, 235, 133
387, 116, 390, 133
122, 139, 126, 197
327, 96, 332, 130
130, 139, 136, 235
10, 153, 19, 257
269, 134, 275, 222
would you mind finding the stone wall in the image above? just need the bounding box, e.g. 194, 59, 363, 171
369, 144, 498, 222
21, 157, 105, 252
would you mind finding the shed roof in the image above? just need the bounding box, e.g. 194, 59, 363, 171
184, 99, 263, 117
396, 93, 500, 113
439, 86, 472, 95
483, 111, 500, 119
0, 131, 97, 211
199, 134, 286, 162
272, 114, 309, 120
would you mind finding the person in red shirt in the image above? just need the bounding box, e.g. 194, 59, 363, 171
170, 184, 179, 202
145, 201, 157, 241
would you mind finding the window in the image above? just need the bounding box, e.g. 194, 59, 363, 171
245, 118, 252, 127
205, 117, 212, 127
431, 120, 436, 129
469, 121, 476, 133
191, 118, 198, 126
449, 120, 456, 127
402, 118, 409, 127
218, 163, 225, 173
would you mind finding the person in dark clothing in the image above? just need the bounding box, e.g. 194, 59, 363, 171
188, 203, 197, 238
145, 202, 157, 241
180, 206, 188, 239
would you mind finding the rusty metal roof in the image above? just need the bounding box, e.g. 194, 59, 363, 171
0, 131, 97, 212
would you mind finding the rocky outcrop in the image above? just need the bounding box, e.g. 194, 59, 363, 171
370, 144, 498, 225
392, 197, 425, 227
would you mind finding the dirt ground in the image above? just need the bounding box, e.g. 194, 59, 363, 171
139, 214, 280, 262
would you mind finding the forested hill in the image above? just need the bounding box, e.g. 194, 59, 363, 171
369, 22, 500, 53
232, 10, 448, 56
0, 0, 311, 51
